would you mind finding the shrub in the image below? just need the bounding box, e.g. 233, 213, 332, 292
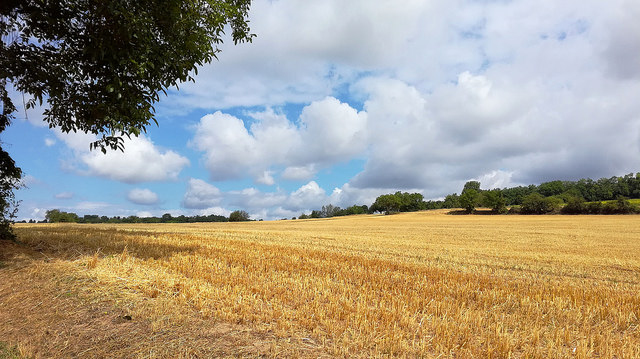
586, 201, 603, 214
560, 196, 586, 214
615, 197, 635, 214
521, 193, 560, 214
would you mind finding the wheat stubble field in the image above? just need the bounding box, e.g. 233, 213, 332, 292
1, 211, 639, 358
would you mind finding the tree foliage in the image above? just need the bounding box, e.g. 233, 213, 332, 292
0, 0, 254, 237
459, 189, 479, 214
2, 0, 254, 151
229, 210, 250, 222
559, 196, 586, 214
520, 193, 560, 214
463, 181, 481, 193
370, 192, 425, 214
459, 181, 481, 214
45, 209, 79, 223
321, 204, 340, 218
482, 189, 507, 214
0, 145, 21, 239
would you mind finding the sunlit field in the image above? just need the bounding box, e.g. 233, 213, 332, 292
2, 211, 640, 358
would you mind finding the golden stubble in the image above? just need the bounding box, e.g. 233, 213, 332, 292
12, 212, 640, 358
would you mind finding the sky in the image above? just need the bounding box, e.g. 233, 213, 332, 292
4, 0, 640, 221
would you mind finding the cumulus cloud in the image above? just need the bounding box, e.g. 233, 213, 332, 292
286, 181, 327, 210
80, 136, 189, 183
136, 211, 154, 218
127, 188, 159, 205
281, 165, 316, 181
196, 206, 231, 217
55, 132, 189, 183
190, 97, 366, 184
346, 61, 640, 197
182, 178, 223, 209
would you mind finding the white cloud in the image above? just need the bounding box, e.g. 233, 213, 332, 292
255, 171, 275, 186
281, 165, 316, 181
72, 201, 112, 212
190, 97, 366, 184
286, 181, 327, 210
81, 136, 189, 183
54, 192, 74, 200
197, 206, 231, 217
127, 188, 159, 205
476, 171, 518, 191
297, 96, 367, 164
44, 138, 56, 147
136, 211, 154, 218
28, 207, 47, 221
182, 178, 222, 209
53, 129, 97, 151
229, 187, 288, 210
55, 132, 190, 183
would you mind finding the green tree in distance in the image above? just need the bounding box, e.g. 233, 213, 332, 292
459, 181, 481, 213
45, 209, 79, 223
0, 0, 254, 239
229, 210, 250, 222
463, 181, 481, 193
482, 189, 507, 214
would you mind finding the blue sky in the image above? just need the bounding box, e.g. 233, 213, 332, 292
5, 0, 640, 221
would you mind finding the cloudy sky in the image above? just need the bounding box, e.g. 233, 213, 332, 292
5, 0, 640, 221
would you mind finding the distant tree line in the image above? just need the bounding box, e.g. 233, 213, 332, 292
444, 173, 640, 215
298, 172, 640, 218
18, 210, 254, 224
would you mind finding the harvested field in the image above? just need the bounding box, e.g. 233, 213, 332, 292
2, 211, 639, 358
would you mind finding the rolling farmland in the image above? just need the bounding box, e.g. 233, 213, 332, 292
1, 211, 639, 358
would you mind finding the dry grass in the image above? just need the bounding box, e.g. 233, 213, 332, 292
2, 211, 640, 358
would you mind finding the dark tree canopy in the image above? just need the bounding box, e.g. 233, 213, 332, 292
1, 0, 254, 152
459, 181, 481, 213
229, 210, 250, 222
0, 0, 254, 238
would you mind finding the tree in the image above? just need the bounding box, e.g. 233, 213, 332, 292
482, 189, 507, 214
371, 193, 401, 214
459, 189, 479, 213
463, 181, 481, 193
442, 194, 460, 208
560, 196, 586, 214
229, 210, 250, 222
1, 0, 254, 238
321, 204, 340, 218
537, 181, 566, 197
459, 181, 481, 213
520, 193, 560, 214
45, 209, 79, 222
0, 145, 21, 239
